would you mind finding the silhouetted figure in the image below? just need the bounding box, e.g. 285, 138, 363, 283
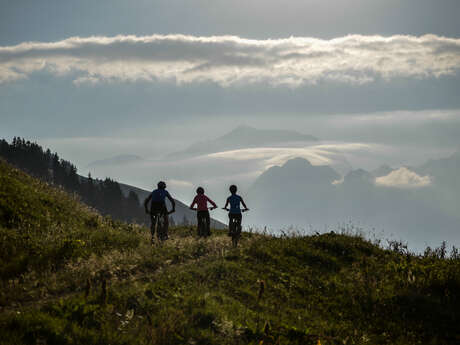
144, 181, 175, 243
223, 185, 249, 246
189, 186, 217, 237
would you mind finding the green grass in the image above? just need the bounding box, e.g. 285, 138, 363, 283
0, 159, 459, 344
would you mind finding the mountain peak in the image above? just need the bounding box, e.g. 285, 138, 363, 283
343, 169, 375, 185
371, 164, 394, 177
251, 156, 340, 193
282, 157, 313, 169
168, 126, 318, 158
234, 124, 255, 131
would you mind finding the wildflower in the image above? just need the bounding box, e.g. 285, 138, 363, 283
126, 309, 134, 320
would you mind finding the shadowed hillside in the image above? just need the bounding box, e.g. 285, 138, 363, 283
0, 137, 225, 228
0, 159, 459, 344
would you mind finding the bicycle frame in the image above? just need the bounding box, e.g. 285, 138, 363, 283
197, 213, 208, 237
224, 209, 248, 247
150, 211, 168, 242
192, 207, 215, 237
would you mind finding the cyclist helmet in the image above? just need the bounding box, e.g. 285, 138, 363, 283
229, 185, 237, 194
196, 186, 204, 194
157, 181, 166, 189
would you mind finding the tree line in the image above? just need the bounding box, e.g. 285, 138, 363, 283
0, 137, 148, 224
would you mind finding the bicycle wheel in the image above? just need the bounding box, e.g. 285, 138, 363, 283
228, 218, 235, 237
157, 215, 168, 241
150, 213, 159, 244
232, 233, 239, 247
197, 215, 205, 237
229, 219, 237, 247
234, 219, 243, 247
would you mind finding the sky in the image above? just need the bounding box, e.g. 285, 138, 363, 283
1, 1, 460, 241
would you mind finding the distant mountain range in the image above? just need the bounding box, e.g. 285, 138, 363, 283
168, 125, 318, 158
371, 164, 395, 177
3, 136, 458, 247
246, 152, 460, 250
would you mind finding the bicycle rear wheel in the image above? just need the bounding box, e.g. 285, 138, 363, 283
150, 213, 159, 244
157, 214, 169, 241
231, 219, 241, 247
197, 218, 206, 237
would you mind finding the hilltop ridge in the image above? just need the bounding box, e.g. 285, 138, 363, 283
0, 159, 459, 344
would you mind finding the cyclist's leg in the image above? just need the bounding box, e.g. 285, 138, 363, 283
228, 214, 234, 236
164, 212, 169, 239
150, 213, 158, 243
231, 214, 242, 247
235, 213, 242, 237
157, 214, 163, 241
205, 211, 211, 237
150, 202, 164, 243
197, 211, 204, 237
158, 212, 169, 241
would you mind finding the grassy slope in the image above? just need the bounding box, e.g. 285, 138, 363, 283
0, 159, 459, 345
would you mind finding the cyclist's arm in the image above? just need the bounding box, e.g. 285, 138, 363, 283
166, 192, 176, 211
207, 196, 217, 209
224, 197, 230, 209
144, 193, 152, 213
189, 196, 197, 210
240, 197, 248, 210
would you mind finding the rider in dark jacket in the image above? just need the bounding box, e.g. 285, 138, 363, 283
144, 181, 175, 242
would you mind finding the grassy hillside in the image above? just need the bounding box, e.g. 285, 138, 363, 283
0, 159, 459, 345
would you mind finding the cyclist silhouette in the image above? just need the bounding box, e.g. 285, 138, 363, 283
190, 186, 217, 237
144, 181, 175, 243
223, 185, 249, 246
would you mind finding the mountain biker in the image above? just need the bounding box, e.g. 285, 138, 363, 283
189, 186, 217, 237
223, 185, 249, 237
144, 181, 175, 243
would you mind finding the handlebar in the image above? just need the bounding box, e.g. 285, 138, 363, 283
222, 208, 249, 212
145, 208, 175, 215
190, 207, 218, 211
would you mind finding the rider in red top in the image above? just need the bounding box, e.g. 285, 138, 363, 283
190, 187, 217, 236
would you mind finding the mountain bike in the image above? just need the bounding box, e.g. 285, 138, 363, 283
222, 208, 249, 247
150, 209, 175, 244
191, 207, 217, 237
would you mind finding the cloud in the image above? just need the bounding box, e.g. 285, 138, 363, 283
208, 147, 333, 169
168, 179, 194, 188
1, 34, 459, 86
347, 109, 460, 124
207, 142, 378, 173
375, 167, 431, 188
